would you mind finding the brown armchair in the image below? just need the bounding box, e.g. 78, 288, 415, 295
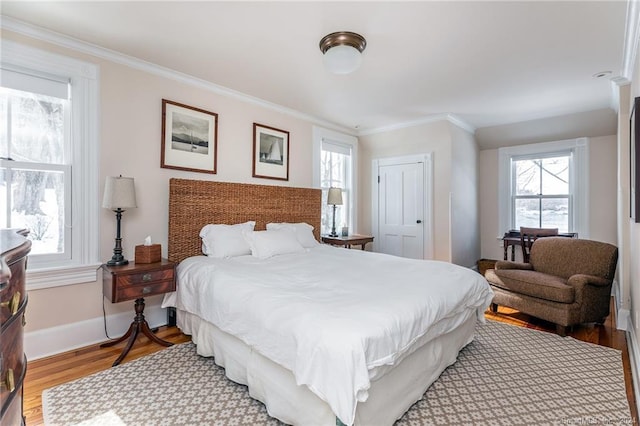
484, 237, 618, 336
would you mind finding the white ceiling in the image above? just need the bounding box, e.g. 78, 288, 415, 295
0, 1, 629, 135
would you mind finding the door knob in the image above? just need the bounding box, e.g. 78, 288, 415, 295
416, 220, 422, 224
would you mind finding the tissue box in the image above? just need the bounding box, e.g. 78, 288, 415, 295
135, 244, 161, 264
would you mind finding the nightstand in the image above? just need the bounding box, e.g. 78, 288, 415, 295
101, 258, 176, 366
322, 234, 374, 250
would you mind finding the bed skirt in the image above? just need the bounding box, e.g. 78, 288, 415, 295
176, 309, 478, 426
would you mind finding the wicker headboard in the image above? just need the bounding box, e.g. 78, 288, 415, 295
168, 178, 322, 263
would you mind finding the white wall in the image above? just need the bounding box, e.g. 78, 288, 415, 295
449, 123, 480, 268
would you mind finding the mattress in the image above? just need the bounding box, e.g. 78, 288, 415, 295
162, 245, 493, 424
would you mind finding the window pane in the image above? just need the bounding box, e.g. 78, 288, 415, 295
8, 169, 65, 255
514, 159, 540, 195
514, 198, 540, 229
541, 157, 569, 195
2, 88, 66, 164
541, 198, 569, 232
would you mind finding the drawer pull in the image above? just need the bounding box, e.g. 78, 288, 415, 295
142, 273, 152, 282
142, 286, 152, 295
0, 291, 20, 315
1, 369, 15, 393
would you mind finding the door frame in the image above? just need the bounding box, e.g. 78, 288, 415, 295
371, 153, 434, 260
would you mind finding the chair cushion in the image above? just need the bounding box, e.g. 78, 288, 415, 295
487, 269, 574, 303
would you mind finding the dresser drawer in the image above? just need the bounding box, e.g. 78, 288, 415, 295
0, 301, 26, 411
117, 268, 174, 286
116, 280, 175, 300
0, 257, 27, 325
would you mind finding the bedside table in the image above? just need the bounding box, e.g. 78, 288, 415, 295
322, 234, 374, 250
101, 258, 176, 366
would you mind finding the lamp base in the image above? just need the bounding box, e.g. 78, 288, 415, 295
107, 257, 129, 266
328, 232, 339, 237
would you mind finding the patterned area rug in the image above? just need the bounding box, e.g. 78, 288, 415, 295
42, 320, 632, 425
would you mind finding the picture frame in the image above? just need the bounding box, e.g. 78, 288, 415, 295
161, 99, 218, 174
252, 123, 290, 181
631, 97, 640, 222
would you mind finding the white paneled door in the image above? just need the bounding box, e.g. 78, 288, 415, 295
377, 159, 425, 259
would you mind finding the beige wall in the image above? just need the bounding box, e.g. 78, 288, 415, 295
358, 120, 480, 265
479, 135, 618, 262
450, 123, 480, 267
4, 30, 319, 334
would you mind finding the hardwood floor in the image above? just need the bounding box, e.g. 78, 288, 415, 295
24, 303, 637, 425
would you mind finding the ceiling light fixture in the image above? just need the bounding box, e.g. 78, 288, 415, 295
319, 31, 367, 75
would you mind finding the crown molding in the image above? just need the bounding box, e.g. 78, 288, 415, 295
357, 113, 476, 137
0, 16, 355, 136
622, 0, 640, 79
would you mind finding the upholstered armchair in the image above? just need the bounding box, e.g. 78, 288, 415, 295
485, 237, 618, 336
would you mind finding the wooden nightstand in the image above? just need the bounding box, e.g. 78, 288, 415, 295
101, 258, 176, 366
322, 234, 374, 250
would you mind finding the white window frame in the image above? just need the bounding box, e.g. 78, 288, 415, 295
2, 40, 100, 289
312, 126, 358, 233
498, 138, 589, 240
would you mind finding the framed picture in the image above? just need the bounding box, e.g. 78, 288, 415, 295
631, 97, 640, 222
161, 99, 218, 174
252, 123, 289, 181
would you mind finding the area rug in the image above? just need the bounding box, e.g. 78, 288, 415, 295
42, 320, 632, 425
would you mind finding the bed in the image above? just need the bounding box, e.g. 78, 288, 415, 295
162, 178, 493, 426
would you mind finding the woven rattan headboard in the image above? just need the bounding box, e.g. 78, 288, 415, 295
168, 178, 322, 263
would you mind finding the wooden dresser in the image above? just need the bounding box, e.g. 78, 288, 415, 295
0, 229, 31, 426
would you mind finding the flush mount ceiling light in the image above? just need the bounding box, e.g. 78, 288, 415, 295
319, 31, 367, 75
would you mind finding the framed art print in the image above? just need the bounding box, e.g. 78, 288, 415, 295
161, 99, 218, 174
252, 123, 289, 181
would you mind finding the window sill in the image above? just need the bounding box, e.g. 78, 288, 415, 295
26, 263, 101, 290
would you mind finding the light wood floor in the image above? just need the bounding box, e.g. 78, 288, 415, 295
24, 303, 636, 425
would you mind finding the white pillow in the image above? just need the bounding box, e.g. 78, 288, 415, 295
266, 222, 319, 248
199, 221, 256, 258
243, 229, 305, 259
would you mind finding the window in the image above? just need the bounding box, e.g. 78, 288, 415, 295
312, 127, 358, 235
1, 41, 100, 289
498, 138, 589, 239
320, 142, 352, 234
1, 73, 71, 260
511, 153, 571, 232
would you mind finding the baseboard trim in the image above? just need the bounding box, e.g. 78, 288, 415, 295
25, 305, 167, 361
618, 308, 631, 332
626, 316, 640, 420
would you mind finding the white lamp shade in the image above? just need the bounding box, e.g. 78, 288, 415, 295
323, 45, 362, 75
102, 176, 137, 210
327, 187, 343, 205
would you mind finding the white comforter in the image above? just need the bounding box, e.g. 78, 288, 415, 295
162, 245, 493, 425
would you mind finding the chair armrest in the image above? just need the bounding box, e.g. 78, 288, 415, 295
567, 274, 611, 288
495, 261, 533, 271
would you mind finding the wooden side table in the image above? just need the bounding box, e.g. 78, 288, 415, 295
101, 258, 176, 366
322, 234, 374, 250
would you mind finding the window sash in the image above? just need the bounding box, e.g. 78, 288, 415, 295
509, 152, 573, 232
1, 159, 72, 262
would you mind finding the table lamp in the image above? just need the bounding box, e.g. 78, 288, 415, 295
103, 175, 137, 266
327, 187, 343, 237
